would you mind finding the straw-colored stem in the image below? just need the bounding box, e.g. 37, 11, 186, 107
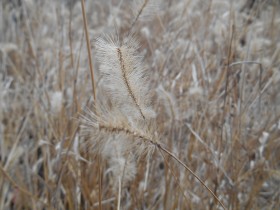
117, 176, 122, 210
157, 144, 227, 210
80, 0, 96, 101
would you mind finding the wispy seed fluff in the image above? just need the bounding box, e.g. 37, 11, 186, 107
95, 35, 155, 122
80, 105, 157, 159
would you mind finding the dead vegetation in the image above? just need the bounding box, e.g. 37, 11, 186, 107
0, 0, 280, 209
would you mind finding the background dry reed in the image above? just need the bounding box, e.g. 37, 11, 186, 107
0, 0, 280, 209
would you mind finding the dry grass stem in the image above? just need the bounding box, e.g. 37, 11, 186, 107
80, 0, 96, 101
1, 0, 279, 209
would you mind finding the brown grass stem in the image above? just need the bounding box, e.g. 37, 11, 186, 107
80, 0, 96, 101
117, 176, 122, 210
130, 0, 149, 30
158, 149, 190, 204
98, 154, 103, 210
0, 165, 51, 209
157, 144, 227, 210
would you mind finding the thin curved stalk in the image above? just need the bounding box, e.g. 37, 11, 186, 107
156, 144, 227, 210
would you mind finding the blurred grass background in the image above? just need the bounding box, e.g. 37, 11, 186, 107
0, 0, 280, 209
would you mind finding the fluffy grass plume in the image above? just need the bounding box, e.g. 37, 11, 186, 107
1, 0, 280, 209
95, 35, 155, 121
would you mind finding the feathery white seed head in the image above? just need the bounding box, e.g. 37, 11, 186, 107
96, 35, 155, 121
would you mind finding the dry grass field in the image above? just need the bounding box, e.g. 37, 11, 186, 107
1, 0, 280, 209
